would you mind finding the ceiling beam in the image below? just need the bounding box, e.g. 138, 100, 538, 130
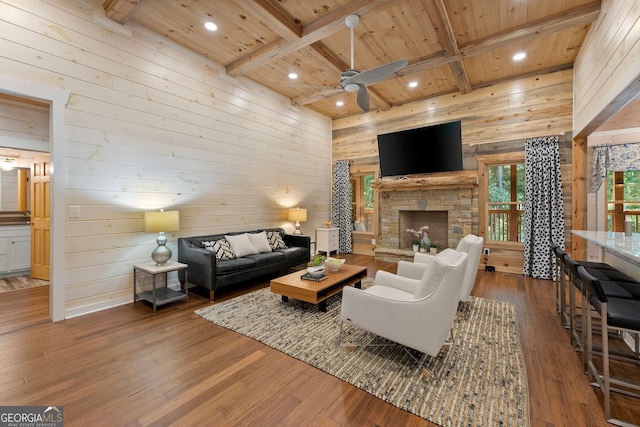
459, 1, 601, 59
427, 0, 471, 94
102, 0, 142, 24
236, 0, 301, 41
225, 0, 394, 77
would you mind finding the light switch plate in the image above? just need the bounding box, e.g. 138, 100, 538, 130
69, 205, 80, 218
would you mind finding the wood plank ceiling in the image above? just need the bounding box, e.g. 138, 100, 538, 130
103, 0, 602, 121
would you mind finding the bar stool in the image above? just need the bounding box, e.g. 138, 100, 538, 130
550, 243, 624, 329
577, 265, 640, 427
563, 254, 640, 353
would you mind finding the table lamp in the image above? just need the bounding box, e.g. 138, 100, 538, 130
288, 207, 307, 235
144, 209, 180, 265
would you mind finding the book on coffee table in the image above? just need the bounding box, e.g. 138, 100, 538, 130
301, 273, 328, 282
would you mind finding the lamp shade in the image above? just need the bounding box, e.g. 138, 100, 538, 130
288, 207, 307, 222
144, 210, 180, 233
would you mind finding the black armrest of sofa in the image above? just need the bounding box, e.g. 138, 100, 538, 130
177, 238, 215, 293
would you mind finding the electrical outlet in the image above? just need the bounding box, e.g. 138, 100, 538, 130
483, 248, 490, 255
371, 239, 376, 245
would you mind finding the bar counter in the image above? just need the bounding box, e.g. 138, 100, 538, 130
571, 230, 640, 281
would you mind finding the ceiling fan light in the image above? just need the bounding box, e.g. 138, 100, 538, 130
344, 83, 359, 92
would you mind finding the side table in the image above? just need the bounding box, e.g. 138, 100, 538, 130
133, 261, 188, 312
316, 227, 339, 255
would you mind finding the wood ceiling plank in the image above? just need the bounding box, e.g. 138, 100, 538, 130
400, 2, 599, 78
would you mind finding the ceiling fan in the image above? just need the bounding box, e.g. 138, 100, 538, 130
294, 14, 407, 112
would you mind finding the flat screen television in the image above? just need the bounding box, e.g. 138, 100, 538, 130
377, 121, 463, 177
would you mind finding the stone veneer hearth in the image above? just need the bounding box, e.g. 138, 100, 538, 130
374, 177, 478, 262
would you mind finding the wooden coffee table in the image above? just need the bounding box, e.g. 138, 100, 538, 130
270, 264, 368, 312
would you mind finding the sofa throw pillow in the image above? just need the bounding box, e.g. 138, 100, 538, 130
248, 231, 272, 253
225, 233, 258, 258
266, 230, 286, 250
202, 239, 236, 261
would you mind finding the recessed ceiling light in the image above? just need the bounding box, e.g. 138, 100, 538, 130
204, 21, 217, 31
336, 101, 344, 107
288, 73, 298, 80
513, 52, 526, 61
408, 81, 418, 88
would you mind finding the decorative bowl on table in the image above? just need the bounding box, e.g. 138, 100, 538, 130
306, 266, 325, 277
324, 257, 346, 272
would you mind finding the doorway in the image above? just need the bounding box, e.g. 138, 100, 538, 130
0, 97, 51, 326
1, 72, 69, 322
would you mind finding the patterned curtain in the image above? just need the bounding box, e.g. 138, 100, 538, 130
332, 160, 352, 253
523, 136, 565, 280
591, 143, 640, 192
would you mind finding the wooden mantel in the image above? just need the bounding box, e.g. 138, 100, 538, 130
371, 170, 478, 191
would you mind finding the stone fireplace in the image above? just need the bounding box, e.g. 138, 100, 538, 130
372, 171, 478, 262
400, 210, 448, 249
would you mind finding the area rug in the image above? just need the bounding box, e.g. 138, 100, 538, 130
195, 279, 529, 426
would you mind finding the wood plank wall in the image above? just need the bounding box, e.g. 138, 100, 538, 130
573, 0, 640, 137
571, 0, 640, 258
332, 70, 575, 273
0, 0, 332, 317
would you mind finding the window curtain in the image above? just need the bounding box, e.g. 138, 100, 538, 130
332, 160, 352, 253
523, 136, 565, 280
590, 143, 640, 192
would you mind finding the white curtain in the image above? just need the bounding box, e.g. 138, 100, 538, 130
591, 143, 640, 192
332, 160, 352, 253
523, 136, 565, 280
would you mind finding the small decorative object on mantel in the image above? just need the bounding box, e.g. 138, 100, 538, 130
430, 242, 438, 254
325, 220, 333, 228
420, 226, 431, 250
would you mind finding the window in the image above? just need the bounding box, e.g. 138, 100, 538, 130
478, 153, 525, 245
349, 166, 378, 234
605, 170, 640, 232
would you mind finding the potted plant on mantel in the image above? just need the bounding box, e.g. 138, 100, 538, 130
406, 229, 422, 252
429, 242, 438, 254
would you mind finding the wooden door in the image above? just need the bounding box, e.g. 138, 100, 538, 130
30, 159, 50, 280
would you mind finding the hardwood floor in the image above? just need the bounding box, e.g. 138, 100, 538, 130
0, 254, 638, 426
0, 275, 48, 292
0, 284, 49, 334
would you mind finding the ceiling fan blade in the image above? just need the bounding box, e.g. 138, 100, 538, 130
343, 58, 408, 86
356, 84, 370, 112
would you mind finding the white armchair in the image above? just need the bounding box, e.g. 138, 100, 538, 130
414, 234, 484, 303
339, 250, 468, 373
